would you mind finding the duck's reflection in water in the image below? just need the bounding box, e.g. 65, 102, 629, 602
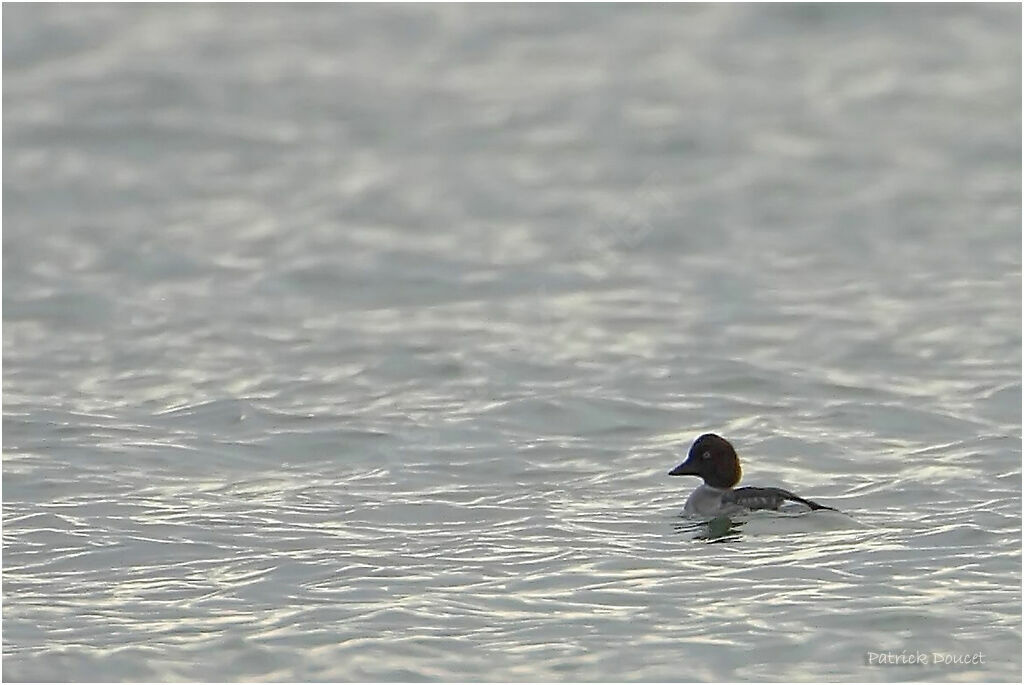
673, 515, 744, 543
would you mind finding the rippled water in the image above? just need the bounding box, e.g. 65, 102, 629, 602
3, 3, 1021, 682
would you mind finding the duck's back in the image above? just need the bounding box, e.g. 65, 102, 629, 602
724, 486, 835, 512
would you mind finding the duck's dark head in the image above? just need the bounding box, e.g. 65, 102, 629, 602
668, 433, 742, 488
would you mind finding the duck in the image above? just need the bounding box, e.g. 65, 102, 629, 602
668, 433, 836, 517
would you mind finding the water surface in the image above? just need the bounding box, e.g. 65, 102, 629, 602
3, 3, 1021, 682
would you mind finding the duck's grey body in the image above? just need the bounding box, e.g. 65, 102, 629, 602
670, 434, 837, 517
684, 483, 835, 517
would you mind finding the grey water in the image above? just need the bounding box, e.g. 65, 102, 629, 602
3, 3, 1021, 682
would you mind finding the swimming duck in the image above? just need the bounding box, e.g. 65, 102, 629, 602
668, 433, 836, 517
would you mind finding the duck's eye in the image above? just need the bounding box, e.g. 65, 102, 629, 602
701, 451, 711, 460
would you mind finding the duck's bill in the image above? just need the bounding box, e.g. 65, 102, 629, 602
668, 462, 697, 476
